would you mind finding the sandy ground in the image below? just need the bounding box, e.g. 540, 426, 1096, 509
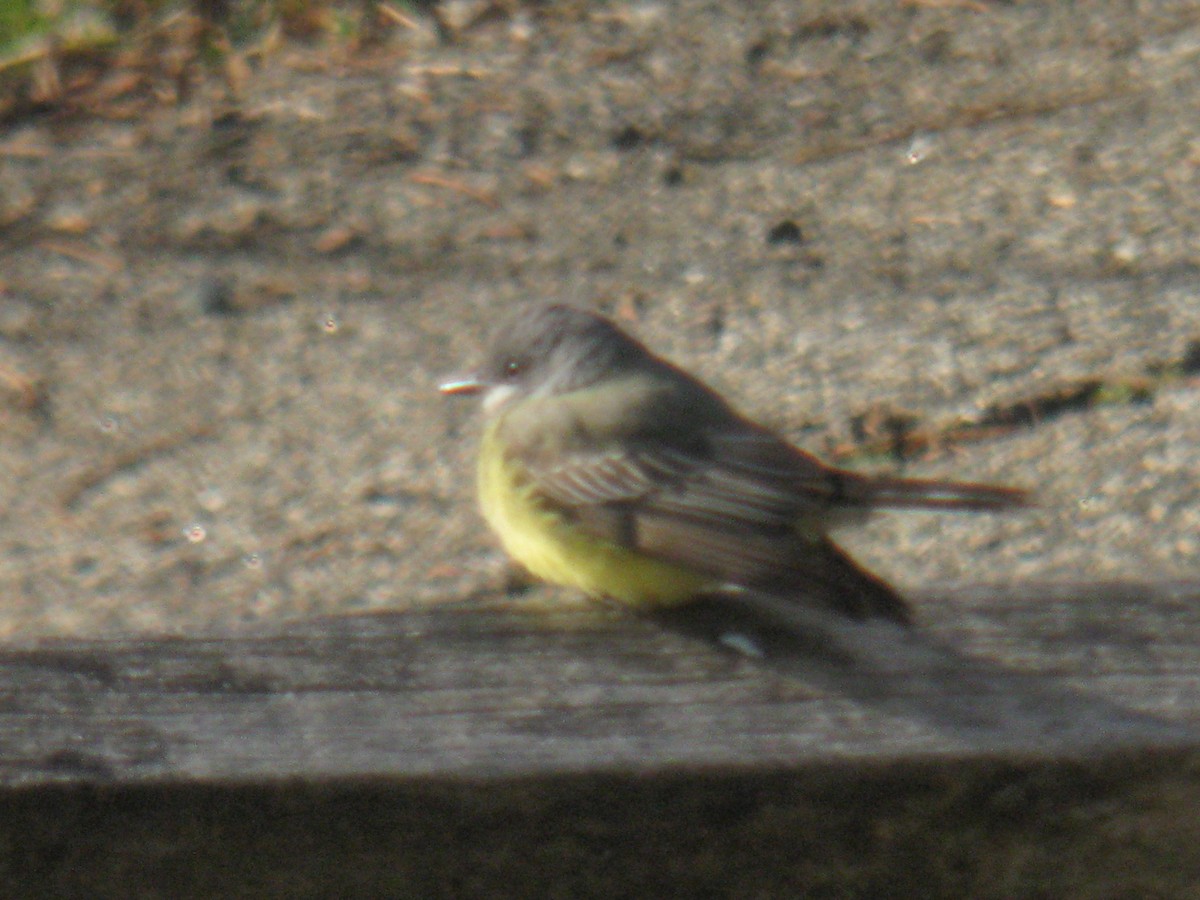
0, 0, 1197, 637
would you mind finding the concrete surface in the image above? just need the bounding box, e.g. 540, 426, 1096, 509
0, 0, 1197, 636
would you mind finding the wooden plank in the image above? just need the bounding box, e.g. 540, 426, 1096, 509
0, 584, 1198, 896
0, 583, 1197, 785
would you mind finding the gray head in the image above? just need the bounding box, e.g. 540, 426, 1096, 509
439, 304, 653, 414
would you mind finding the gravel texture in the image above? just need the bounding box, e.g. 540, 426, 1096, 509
0, 0, 1197, 636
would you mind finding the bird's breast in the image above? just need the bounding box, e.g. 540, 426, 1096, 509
476, 418, 709, 607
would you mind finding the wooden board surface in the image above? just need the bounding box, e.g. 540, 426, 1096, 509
1, 582, 1197, 786
1, 584, 1199, 897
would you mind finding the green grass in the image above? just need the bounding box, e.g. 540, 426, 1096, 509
0, 1, 376, 117
0, 0, 50, 50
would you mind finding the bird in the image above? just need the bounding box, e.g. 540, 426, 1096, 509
440, 303, 1027, 627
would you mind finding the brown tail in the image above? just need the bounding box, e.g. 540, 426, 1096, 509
841, 474, 1030, 512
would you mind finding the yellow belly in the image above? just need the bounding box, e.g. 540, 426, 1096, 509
477, 425, 708, 608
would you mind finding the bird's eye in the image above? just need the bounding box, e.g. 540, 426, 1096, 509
503, 358, 523, 379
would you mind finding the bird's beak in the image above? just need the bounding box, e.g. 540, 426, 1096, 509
439, 375, 485, 396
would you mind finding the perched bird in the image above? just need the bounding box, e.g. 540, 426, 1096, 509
441, 304, 1027, 627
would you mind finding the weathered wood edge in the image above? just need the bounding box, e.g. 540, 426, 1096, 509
0, 581, 1197, 788
0, 584, 1199, 896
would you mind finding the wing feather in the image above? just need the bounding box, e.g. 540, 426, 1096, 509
500, 383, 1007, 624
526, 423, 857, 596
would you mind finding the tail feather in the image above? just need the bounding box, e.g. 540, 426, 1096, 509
841, 474, 1029, 512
